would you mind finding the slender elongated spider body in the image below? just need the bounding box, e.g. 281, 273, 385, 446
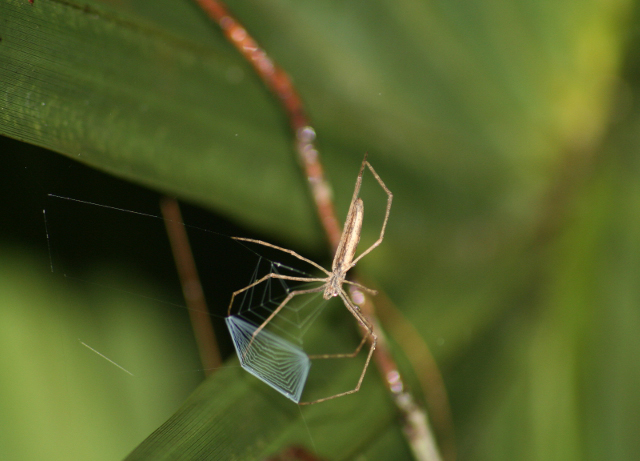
228, 153, 392, 404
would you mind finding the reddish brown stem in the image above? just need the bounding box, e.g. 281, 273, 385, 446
160, 197, 221, 376
193, 0, 342, 250
194, 2, 447, 460
371, 288, 457, 461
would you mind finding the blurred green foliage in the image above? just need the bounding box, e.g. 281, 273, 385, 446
1, 0, 640, 459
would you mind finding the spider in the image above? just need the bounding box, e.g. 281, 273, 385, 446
228, 153, 392, 404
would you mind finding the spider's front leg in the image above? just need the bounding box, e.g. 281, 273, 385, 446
349, 161, 393, 268
227, 273, 325, 316
244, 285, 326, 360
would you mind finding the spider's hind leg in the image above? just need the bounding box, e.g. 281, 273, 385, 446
243, 285, 326, 360
299, 289, 377, 405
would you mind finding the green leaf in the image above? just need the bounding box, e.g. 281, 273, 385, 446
0, 248, 204, 460
1, 0, 317, 245
125, 332, 398, 460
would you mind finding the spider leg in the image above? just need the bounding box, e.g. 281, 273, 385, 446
233, 237, 331, 276
299, 289, 377, 405
228, 273, 326, 316
243, 285, 326, 361
349, 160, 393, 268
345, 152, 369, 214
307, 330, 370, 359
343, 279, 378, 295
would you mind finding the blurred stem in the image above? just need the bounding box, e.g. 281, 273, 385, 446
192, 1, 449, 460
160, 196, 221, 376
192, 0, 341, 247
374, 288, 457, 461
